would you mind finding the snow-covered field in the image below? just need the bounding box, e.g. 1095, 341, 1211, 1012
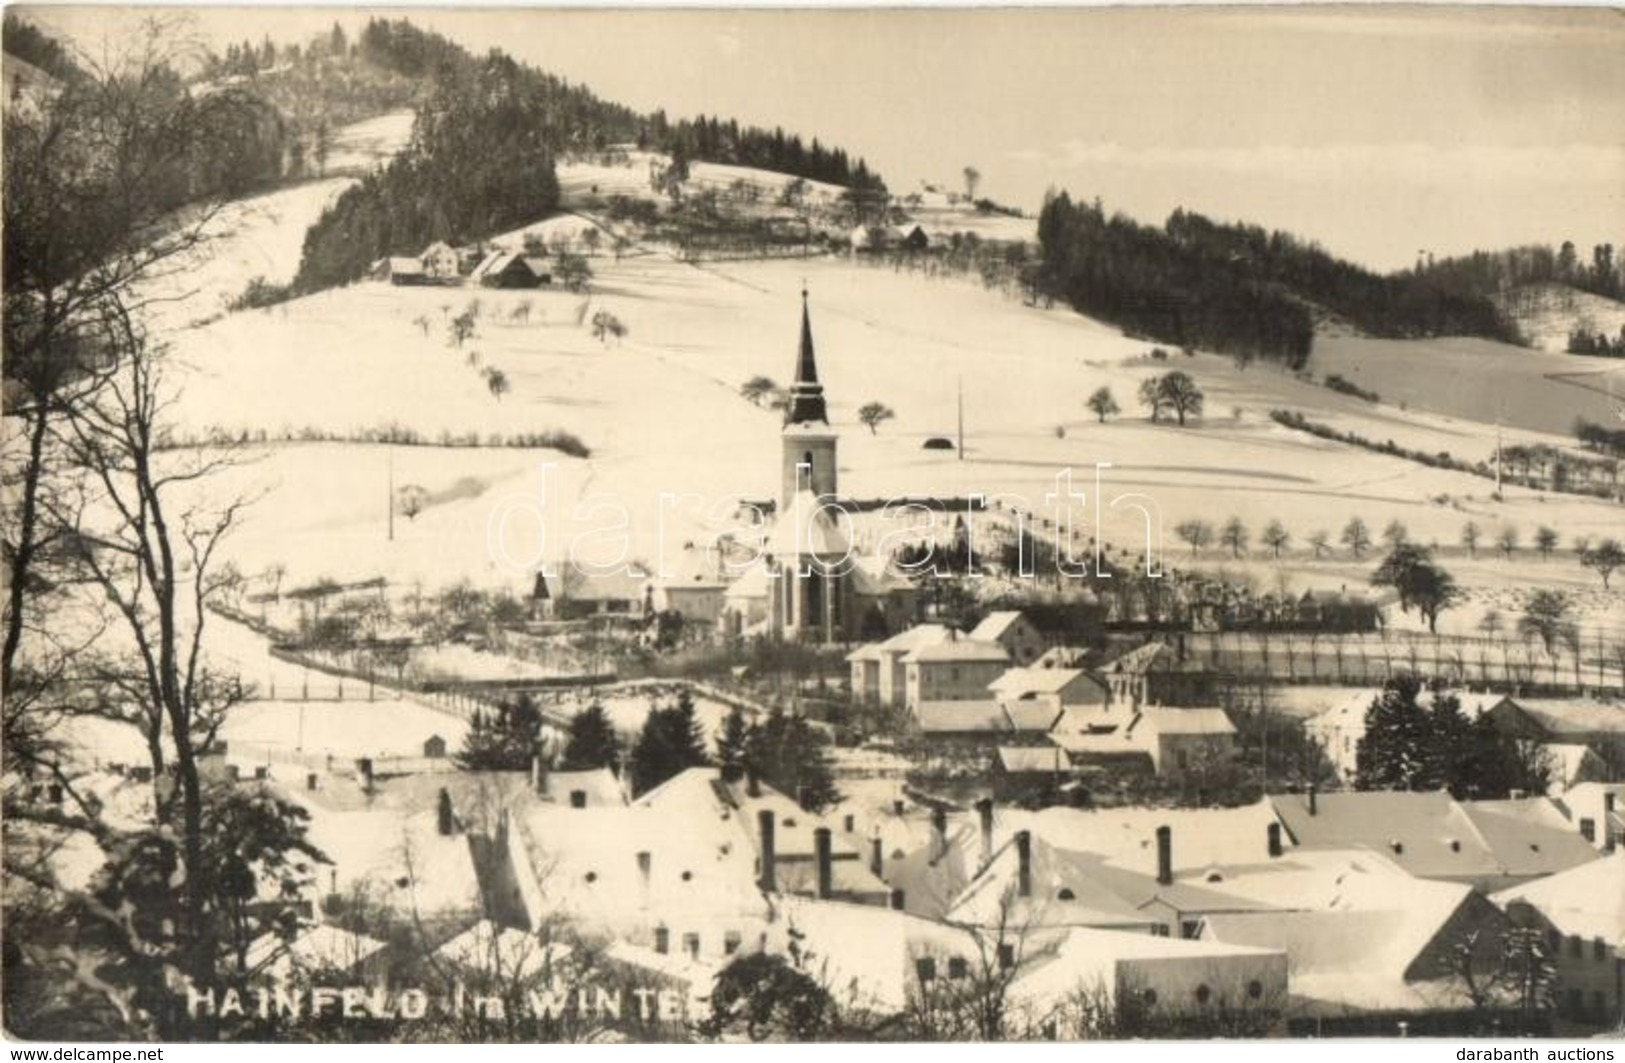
160, 247, 1624, 612
1310, 333, 1625, 437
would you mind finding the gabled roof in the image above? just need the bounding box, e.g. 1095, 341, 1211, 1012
905, 638, 1009, 665
1002, 702, 1064, 733
1493, 853, 1625, 947
1099, 641, 1167, 675
969, 611, 1029, 642
434, 919, 573, 982
988, 667, 1105, 700
1456, 801, 1598, 879
541, 768, 626, 808
946, 832, 1156, 931
1269, 791, 1502, 880
1135, 707, 1236, 737
246, 925, 387, 977
997, 746, 1070, 774
1497, 696, 1625, 737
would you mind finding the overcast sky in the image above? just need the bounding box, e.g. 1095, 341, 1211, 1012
25, 5, 1625, 271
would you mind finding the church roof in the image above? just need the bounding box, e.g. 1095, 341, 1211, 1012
783, 291, 829, 427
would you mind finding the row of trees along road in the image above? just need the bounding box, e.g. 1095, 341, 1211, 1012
2, 23, 324, 1039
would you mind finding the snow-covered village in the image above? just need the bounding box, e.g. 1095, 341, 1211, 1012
2, 6, 1624, 1046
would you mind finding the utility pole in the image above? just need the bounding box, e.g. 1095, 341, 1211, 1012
387, 450, 395, 542
957, 375, 965, 461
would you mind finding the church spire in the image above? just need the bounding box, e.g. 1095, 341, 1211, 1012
784, 288, 828, 426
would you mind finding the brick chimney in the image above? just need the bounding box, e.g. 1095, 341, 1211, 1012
814, 827, 834, 900
976, 798, 994, 871
1308, 783, 1318, 816
931, 806, 948, 863
746, 769, 761, 799
1156, 825, 1173, 886
1015, 830, 1032, 898
569, 789, 587, 809
637, 850, 652, 906
870, 834, 884, 877
889, 887, 906, 910
758, 809, 777, 892
358, 758, 374, 794
1267, 821, 1283, 859
436, 788, 455, 837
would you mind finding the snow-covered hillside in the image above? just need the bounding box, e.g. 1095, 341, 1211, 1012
1494, 282, 1625, 354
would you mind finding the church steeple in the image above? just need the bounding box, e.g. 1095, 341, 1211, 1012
784, 289, 828, 426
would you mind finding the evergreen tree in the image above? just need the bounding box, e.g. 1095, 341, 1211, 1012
455, 693, 541, 771
1354, 676, 1431, 791
743, 707, 840, 812
560, 701, 621, 772
628, 688, 710, 796
715, 705, 751, 783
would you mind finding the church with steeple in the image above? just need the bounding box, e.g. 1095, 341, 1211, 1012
719, 291, 916, 644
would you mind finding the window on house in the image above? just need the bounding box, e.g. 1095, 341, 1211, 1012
1594, 938, 1607, 961
1247, 980, 1264, 1000
1549, 929, 1563, 954
1180, 920, 1201, 940
1151, 925, 1171, 938
915, 958, 937, 982
947, 957, 968, 980
1569, 935, 1583, 959
998, 943, 1016, 970
653, 927, 670, 955
1564, 988, 1583, 1016
724, 931, 742, 955
1579, 818, 1596, 842
683, 933, 700, 960
1194, 984, 1212, 1005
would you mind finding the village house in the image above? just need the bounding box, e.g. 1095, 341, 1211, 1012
1200, 849, 1519, 1034
1494, 853, 1624, 1030
847, 623, 954, 708
903, 633, 1011, 710
469, 250, 551, 289
1047, 705, 1237, 778
989, 665, 1110, 717
421, 240, 462, 280
1557, 783, 1624, 853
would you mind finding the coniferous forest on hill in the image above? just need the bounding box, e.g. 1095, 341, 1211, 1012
291, 19, 887, 292
1034, 192, 1525, 371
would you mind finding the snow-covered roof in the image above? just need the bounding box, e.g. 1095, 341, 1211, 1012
946, 832, 1162, 931
541, 768, 626, 808
1457, 801, 1600, 879
969, 611, 1029, 641
988, 667, 1104, 700
299, 806, 483, 918
846, 623, 954, 662
905, 638, 1009, 665
1493, 853, 1625, 947
1270, 791, 1501, 880
434, 919, 574, 982
246, 925, 387, 979
997, 746, 1070, 774
769, 895, 979, 1014
1136, 707, 1237, 737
